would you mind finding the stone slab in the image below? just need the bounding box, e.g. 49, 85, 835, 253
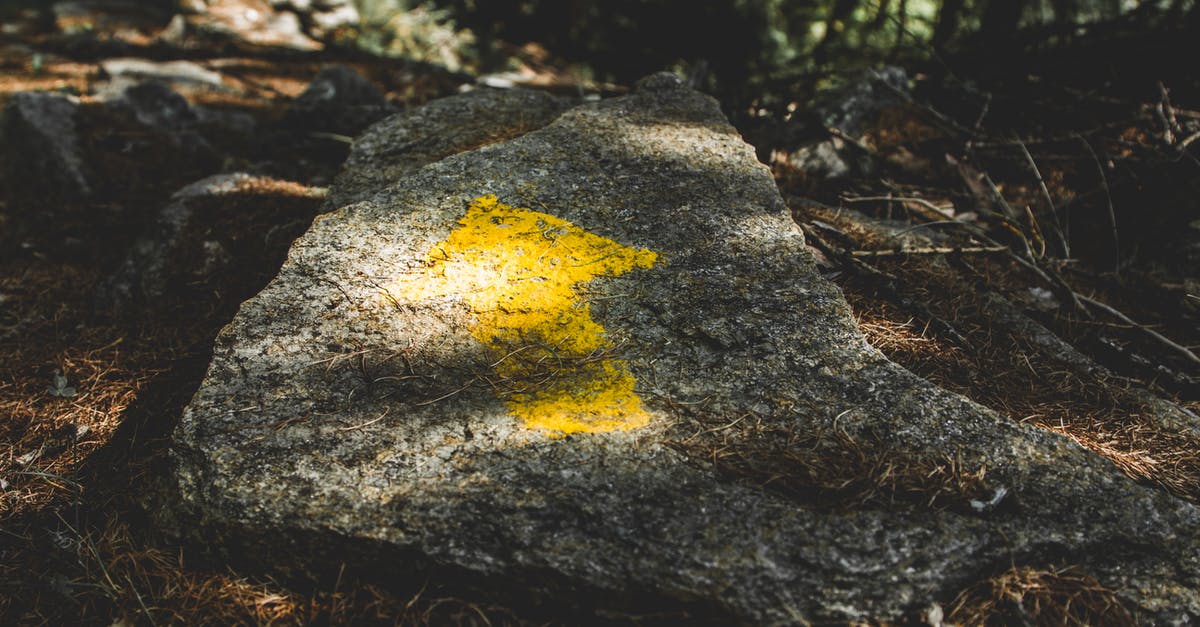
162, 74, 1200, 623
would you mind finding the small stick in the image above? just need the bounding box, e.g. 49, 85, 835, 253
841, 195, 956, 220
1017, 140, 1069, 257
1157, 82, 1181, 145
415, 381, 474, 406
339, 406, 391, 431
1078, 294, 1200, 367
979, 170, 1021, 222
851, 245, 1008, 257
1076, 135, 1120, 274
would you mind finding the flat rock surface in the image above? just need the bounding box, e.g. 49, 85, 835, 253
327, 87, 572, 209
163, 74, 1200, 622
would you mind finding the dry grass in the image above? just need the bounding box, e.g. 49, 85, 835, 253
947, 566, 1136, 626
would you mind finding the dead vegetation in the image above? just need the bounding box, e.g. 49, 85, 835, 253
771, 64, 1199, 622
946, 565, 1136, 626
825, 253, 1200, 504
771, 67, 1200, 506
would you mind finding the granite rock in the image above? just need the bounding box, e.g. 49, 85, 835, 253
160, 74, 1200, 623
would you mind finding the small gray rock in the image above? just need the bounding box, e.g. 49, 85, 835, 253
100, 58, 227, 90
97, 173, 252, 308
104, 81, 199, 132
812, 66, 910, 137
286, 64, 393, 136
0, 91, 91, 200
784, 66, 911, 182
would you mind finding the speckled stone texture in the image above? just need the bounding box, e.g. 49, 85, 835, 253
326, 87, 573, 209
160, 74, 1200, 623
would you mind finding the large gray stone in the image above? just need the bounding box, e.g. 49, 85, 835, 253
161, 74, 1200, 623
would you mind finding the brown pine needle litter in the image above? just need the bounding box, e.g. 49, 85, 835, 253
947, 566, 1136, 626
834, 257, 1200, 504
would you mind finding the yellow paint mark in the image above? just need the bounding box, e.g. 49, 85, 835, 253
386, 195, 658, 434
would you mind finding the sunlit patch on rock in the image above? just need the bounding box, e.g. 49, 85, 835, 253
385, 194, 658, 434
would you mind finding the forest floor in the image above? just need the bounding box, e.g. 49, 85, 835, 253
1, 6, 1199, 625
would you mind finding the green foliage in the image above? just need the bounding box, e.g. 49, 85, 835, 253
349, 0, 477, 72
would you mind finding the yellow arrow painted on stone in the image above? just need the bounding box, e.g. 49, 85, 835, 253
386, 195, 658, 434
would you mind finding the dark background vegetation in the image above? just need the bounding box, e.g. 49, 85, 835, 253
406, 0, 1200, 107
2, 0, 1198, 624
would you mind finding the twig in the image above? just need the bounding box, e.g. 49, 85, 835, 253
851, 245, 1007, 257
1016, 140, 1069, 257
841, 193, 1085, 313
338, 406, 391, 431
884, 220, 965, 239
978, 170, 1021, 222
973, 92, 992, 131
126, 574, 159, 627
825, 126, 877, 156
799, 222, 970, 346
1178, 130, 1200, 153
1157, 82, 1181, 145
414, 380, 474, 406
841, 195, 956, 220
12, 470, 83, 490
1076, 135, 1120, 274
306, 132, 355, 144
1078, 294, 1200, 367
1020, 204, 1047, 259
683, 412, 751, 444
